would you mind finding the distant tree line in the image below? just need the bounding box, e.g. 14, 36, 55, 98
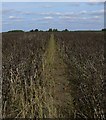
7, 28, 105, 33
29, 28, 70, 32
102, 29, 106, 31
7, 28, 71, 32
8, 30, 24, 32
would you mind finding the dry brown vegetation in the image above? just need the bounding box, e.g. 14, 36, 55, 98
2, 32, 49, 118
2, 32, 105, 119
55, 32, 105, 119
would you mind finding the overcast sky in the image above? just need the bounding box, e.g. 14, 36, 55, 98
2, 2, 104, 32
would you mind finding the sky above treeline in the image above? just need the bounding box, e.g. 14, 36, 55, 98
2, 1, 104, 32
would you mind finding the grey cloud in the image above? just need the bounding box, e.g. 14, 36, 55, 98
86, 2, 104, 6
7, 16, 24, 22
89, 9, 104, 16
39, 4, 54, 8
2, 9, 14, 14
43, 16, 53, 20
79, 10, 88, 14
8, 15, 23, 19
66, 2, 80, 7
2, 8, 25, 16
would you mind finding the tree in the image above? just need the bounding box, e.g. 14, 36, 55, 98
8, 30, 24, 32
35, 29, 39, 32
62, 29, 69, 32
53, 29, 58, 32
48, 28, 52, 32
102, 29, 106, 31
30, 29, 34, 32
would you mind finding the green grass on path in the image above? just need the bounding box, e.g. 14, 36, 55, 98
41, 34, 74, 118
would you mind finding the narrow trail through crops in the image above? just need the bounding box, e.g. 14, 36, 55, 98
42, 34, 73, 115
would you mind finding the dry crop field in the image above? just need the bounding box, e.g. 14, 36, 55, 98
2, 31, 105, 119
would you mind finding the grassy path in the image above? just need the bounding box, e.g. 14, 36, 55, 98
42, 34, 74, 118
